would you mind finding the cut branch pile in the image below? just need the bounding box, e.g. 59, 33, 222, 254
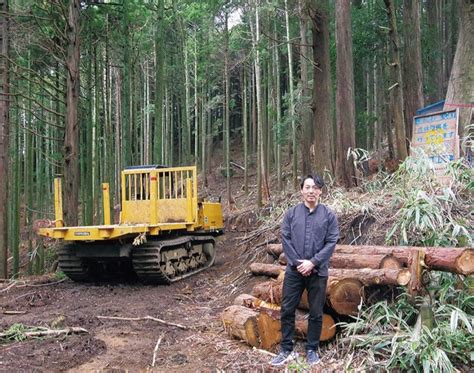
221, 243, 473, 350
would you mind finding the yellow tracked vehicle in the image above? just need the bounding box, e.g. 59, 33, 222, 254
39, 166, 224, 284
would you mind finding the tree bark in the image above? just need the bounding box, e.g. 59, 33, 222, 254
154, 0, 165, 164
231, 295, 336, 348
250, 263, 285, 277
64, 0, 81, 226
443, 0, 474, 141
309, 0, 334, 175
335, 0, 357, 187
251, 2, 270, 206
278, 253, 402, 270
298, 1, 313, 175
252, 267, 410, 315
266, 244, 473, 275
0, 0, 9, 278
224, 12, 232, 207
284, 0, 297, 188
384, 0, 408, 161
221, 305, 260, 347
402, 0, 424, 145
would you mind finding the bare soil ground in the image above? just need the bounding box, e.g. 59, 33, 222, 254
0, 158, 378, 372
0, 229, 346, 372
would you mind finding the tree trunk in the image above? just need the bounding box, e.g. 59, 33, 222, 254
64, 0, 81, 226
384, 0, 408, 161
273, 23, 282, 191
299, 1, 312, 175
443, 0, 473, 141
402, 0, 424, 146
242, 65, 248, 194
335, 0, 357, 187
285, 0, 297, 188
251, 2, 269, 206
154, 0, 165, 164
309, 0, 334, 175
0, 0, 9, 278
224, 12, 232, 207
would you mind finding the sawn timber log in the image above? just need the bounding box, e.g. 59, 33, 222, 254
277, 253, 402, 269
252, 267, 411, 316
265, 244, 473, 275
227, 295, 336, 349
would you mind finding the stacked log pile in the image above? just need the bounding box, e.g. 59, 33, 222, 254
221, 243, 473, 350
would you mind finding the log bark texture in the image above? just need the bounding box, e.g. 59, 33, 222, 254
252, 267, 410, 316
266, 244, 473, 275
250, 263, 285, 278
251, 266, 410, 286
229, 297, 336, 349
221, 305, 259, 347
278, 253, 402, 270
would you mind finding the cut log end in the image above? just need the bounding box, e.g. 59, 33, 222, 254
457, 251, 474, 275
320, 313, 336, 341
397, 269, 411, 286
328, 279, 363, 316
380, 255, 403, 270
221, 305, 259, 347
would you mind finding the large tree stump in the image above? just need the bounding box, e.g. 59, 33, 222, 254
221, 305, 259, 347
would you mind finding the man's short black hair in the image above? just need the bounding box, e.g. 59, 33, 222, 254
300, 174, 325, 190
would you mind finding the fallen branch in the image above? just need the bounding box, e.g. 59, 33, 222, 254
151, 333, 165, 367
0, 282, 16, 293
3, 311, 26, 315
0, 326, 88, 341
230, 161, 245, 170
20, 278, 67, 288
97, 315, 188, 330
252, 346, 276, 357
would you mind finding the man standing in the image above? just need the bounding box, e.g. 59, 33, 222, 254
270, 174, 339, 366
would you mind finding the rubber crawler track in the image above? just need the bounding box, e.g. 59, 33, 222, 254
131, 235, 216, 284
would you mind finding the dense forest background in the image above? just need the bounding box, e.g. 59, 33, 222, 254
0, 0, 472, 278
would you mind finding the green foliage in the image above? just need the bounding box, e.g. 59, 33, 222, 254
385, 149, 473, 247
286, 354, 309, 372
54, 271, 67, 281
340, 281, 474, 372
0, 323, 28, 343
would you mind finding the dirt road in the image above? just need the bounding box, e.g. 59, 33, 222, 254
0, 233, 281, 372
0, 228, 349, 372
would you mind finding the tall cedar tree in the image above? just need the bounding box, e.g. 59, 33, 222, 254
0, 0, 9, 278
335, 0, 357, 187
402, 0, 424, 145
384, 0, 408, 160
64, 0, 81, 226
309, 0, 334, 175
444, 0, 473, 141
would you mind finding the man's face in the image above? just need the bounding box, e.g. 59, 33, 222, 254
301, 178, 322, 205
